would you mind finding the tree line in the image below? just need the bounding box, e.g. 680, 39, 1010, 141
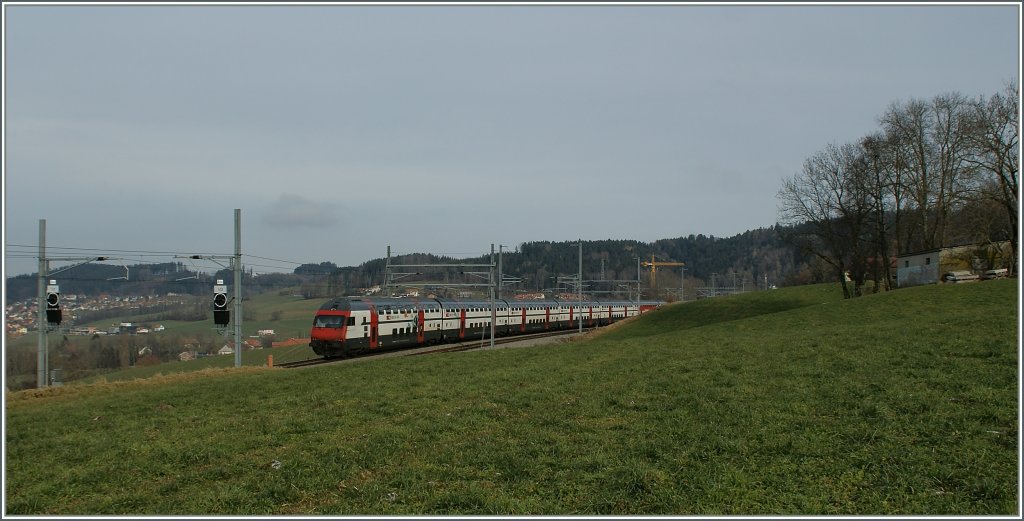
778, 83, 1019, 298
6, 230, 818, 304
297, 228, 809, 301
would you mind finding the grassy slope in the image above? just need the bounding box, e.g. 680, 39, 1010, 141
4, 281, 1018, 515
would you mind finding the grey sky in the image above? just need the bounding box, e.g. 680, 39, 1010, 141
3, 2, 1020, 277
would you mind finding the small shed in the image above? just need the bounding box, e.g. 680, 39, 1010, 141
897, 241, 1012, 287
896, 248, 942, 287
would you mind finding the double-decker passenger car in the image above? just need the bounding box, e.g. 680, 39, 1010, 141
310, 297, 661, 358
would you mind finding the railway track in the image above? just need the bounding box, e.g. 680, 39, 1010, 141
275, 358, 336, 369
278, 328, 586, 368
408, 328, 583, 355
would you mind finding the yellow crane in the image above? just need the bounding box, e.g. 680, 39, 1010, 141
642, 255, 685, 290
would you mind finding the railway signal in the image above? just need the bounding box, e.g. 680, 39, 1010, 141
45, 280, 62, 326
213, 280, 230, 326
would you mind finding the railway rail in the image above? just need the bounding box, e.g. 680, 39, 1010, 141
408, 328, 584, 355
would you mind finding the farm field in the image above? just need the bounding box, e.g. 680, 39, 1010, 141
4, 281, 1019, 515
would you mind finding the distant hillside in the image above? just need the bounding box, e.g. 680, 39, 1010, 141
277, 225, 811, 300
6, 225, 811, 301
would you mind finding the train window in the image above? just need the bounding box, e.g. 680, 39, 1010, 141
314, 315, 344, 328
348, 317, 356, 326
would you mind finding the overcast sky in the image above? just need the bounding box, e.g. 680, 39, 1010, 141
3, 2, 1020, 277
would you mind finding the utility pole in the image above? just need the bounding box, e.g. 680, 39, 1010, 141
578, 240, 583, 334
636, 256, 641, 307
488, 244, 496, 349
384, 245, 392, 296
36, 219, 47, 388
497, 244, 503, 300
234, 209, 242, 368
35, 219, 113, 386
680, 264, 687, 302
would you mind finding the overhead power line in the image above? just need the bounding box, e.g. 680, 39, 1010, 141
5, 243, 231, 257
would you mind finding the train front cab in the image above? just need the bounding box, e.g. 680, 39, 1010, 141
310, 306, 351, 358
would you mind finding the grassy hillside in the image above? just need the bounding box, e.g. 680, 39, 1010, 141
4, 281, 1018, 515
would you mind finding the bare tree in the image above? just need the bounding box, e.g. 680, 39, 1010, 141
881, 92, 982, 252
881, 98, 936, 252
933, 93, 975, 245
779, 143, 875, 298
861, 133, 896, 291
964, 82, 1019, 274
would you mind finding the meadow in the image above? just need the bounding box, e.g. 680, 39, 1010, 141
4, 281, 1018, 515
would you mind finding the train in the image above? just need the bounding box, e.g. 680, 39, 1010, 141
309, 296, 663, 358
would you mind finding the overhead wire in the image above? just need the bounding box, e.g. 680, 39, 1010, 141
5, 243, 330, 275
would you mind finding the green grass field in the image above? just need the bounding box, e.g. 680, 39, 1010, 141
4, 281, 1018, 515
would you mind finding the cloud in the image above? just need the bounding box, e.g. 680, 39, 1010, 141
261, 194, 340, 229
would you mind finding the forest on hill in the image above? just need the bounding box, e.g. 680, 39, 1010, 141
5, 225, 812, 303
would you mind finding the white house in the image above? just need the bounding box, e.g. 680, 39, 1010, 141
896, 248, 942, 287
